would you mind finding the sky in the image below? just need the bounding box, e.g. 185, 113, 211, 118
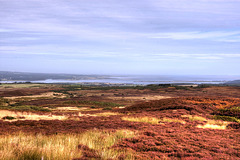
0, 0, 240, 75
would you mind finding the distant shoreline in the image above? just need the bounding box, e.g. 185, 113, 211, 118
0, 79, 226, 85
1, 71, 239, 85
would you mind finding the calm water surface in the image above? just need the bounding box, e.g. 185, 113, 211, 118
1, 75, 239, 84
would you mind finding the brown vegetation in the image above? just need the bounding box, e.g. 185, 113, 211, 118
0, 84, 239, 159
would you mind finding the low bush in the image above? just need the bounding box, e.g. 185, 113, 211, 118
122, 116, 186, 124
64, 100, 121, 108
103, 107, 112, 110
0, 98, 9, 106
122, 116, 160, 124
213, 115, 240, 123
0, 105, 51, 112
174, 86, 190, 90
2, 116, 16, 120
181, 115, 207, 121
213, 106, 240, 119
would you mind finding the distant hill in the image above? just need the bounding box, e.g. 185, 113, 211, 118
0, 71, 108, 81
224, 80, 240, 86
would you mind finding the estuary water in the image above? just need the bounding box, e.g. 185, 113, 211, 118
1, 75, 239, 85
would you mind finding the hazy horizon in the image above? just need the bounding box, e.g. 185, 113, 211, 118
2, 70, 240, 85
0, 0, 240, 75
1, 70, 240, 77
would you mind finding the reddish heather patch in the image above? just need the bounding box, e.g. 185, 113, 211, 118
0, 88, 52, 97
227, 122, 240, 129
1, 88, 240, 159
121, 97, 240, 115
0, 116, 144, 135
73, 144, 100, 159
115, 125, 240, 159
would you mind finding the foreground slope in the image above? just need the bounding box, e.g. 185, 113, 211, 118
0, 84, 239, 159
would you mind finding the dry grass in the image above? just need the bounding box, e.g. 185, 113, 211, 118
54, 107, 82, 111
122, 116, 186, 124
0, 84, 49, 89
0, 110, 67, 121
196, 123, 227, 130
0, 133, 82, 160
0, 110, 121, 121
107, 95, 171, 101
79, 129, 136, 159
161, 117, 186, 124
92, 112, 121, 117
5, 92, 66, 100
181, 115, 229, 129
0, 129, 136, 160
181, 115, 207, 121
122, 116, 161, 124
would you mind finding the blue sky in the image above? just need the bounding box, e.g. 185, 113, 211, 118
0, 0, 240, 75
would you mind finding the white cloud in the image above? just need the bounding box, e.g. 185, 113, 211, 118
196, 56, 223, 60
149, 0, 240, 15
0, 0, 240, 74
150, 53, 240, 61
150, 31, 240, 41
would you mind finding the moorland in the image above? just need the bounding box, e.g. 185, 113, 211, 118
0, 83, 239, 159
